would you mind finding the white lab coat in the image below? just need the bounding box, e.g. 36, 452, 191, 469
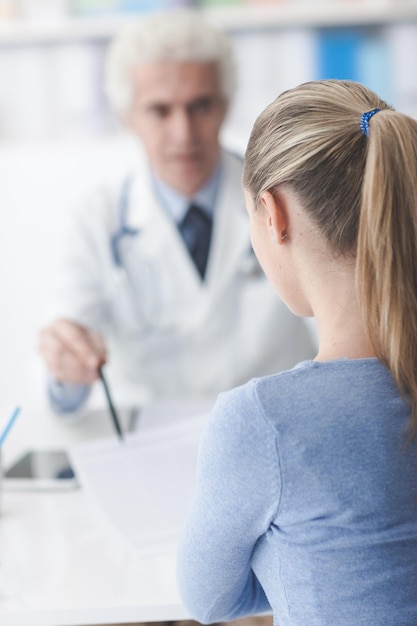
51, 149, 316, 408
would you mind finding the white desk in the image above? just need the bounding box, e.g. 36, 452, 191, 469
0, 403, 205, 626
0, 488, 188, 626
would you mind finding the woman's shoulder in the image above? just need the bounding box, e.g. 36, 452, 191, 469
215, 358, 395, 432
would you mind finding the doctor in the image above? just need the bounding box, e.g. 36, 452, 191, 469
39, 9, 315, 414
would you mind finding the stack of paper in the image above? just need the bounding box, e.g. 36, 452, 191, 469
69, 413, 208, 554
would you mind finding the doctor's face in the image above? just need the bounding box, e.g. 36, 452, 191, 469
127, 60, 228, 197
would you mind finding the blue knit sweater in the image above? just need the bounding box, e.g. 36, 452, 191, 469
177, 359, 417, 625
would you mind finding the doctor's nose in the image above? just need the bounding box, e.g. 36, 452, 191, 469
170, 109, 196, 144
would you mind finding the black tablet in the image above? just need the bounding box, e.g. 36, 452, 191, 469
3, 450, 78, 490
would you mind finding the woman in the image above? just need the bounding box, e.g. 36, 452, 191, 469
177, 80, 417, 625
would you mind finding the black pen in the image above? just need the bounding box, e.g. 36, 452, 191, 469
98, 366, 124, 441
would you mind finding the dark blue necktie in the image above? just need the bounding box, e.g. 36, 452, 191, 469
179, 204, 212, 279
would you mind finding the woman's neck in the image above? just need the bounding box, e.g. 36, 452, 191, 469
307, 262, 375, 363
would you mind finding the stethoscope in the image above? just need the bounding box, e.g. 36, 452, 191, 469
110, 176, 139, 268
109, 176, 163, 332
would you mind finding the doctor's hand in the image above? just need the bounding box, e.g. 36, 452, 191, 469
38, 318, 107, 385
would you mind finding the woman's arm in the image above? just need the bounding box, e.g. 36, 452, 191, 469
177, 383, 281, 624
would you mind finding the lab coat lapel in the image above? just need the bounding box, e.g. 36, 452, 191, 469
206, 152, 249, 297
127, 170, 210, 329
122, 151, 248, 329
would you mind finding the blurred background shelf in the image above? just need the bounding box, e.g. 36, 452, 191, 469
1, 2, 417, 45
209, 3, 417, 31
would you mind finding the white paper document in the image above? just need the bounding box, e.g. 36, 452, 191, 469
68, 414, 208, 554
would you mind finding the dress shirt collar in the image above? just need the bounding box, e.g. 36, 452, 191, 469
151, 158, 223, 225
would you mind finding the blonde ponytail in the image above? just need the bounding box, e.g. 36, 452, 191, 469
357, 111, 417, 437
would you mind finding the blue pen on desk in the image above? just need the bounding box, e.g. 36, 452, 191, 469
0, 406, 21, 447
98, 367, 124, 441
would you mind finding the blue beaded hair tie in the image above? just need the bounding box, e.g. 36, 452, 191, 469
360, 108, 381, 137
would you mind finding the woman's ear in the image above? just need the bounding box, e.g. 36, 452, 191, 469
259, 190, 289, 244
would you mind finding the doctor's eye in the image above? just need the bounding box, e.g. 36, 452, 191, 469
188, 97, 218, 116
148, 104, 171, 119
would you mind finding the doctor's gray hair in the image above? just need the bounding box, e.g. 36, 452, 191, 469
104, 8, 237, 116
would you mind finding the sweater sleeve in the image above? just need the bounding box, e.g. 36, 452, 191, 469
177, 382, 281, 624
